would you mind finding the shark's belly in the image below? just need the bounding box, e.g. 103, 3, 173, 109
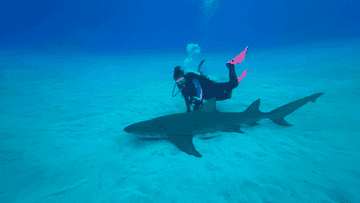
133, 133, 168, 140
191, 123, 223, 135
192, 129, 219, 135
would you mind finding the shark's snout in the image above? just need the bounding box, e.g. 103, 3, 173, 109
124, 124, 136, 133
124, 122, 154, 135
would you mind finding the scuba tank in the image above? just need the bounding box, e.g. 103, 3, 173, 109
184, 59, 217, 83
183, 69, 217, 83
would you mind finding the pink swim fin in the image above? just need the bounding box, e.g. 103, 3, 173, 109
237, 69, 247, 82
228, 46, 248, 65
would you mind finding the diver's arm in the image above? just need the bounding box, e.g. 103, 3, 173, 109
179, 88, 191, 112
183, 93, 192, 112
185, 97, 191, 112
181, 74, 195, 112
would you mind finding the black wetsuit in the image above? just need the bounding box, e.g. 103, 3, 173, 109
177, 66, 239, 111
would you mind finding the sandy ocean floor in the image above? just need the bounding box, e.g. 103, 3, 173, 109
1, 41, 359, 203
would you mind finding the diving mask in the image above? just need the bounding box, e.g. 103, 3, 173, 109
175, 76, 186, 86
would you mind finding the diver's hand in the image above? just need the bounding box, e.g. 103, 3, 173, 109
226, 63, 235, 69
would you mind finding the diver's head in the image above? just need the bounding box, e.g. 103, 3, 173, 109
173, 66, 184, 80
173, 66, 186, 86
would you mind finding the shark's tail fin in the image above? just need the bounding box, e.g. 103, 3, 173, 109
267, 93, 324, 126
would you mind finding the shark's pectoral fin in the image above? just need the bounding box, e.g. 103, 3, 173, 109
271, 118, 292, 126
168, 135, 202, 157
247, 122, 260, 126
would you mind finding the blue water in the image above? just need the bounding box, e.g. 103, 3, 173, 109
1, 1, 359, 203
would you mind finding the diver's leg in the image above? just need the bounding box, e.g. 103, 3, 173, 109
213, 67, 239, 92
228, 66, 239, 89
213, 84, 232, 101
216, 65, 240, 91
212, 65, 241, 101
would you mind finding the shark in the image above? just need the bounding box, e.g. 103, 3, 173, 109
124, 93, 324, 157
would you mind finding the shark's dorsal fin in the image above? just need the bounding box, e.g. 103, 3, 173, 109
197, 98, 217, 113
244, 99, 261, 114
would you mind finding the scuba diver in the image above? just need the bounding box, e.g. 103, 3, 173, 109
172, 47, 248, 112
173, 62, 240, 112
